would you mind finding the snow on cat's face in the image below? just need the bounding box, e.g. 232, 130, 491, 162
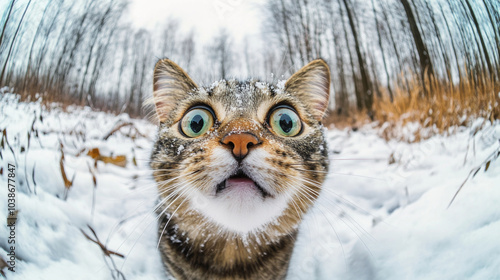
150, 59, 330, 235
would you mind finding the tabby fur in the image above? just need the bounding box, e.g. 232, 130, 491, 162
150, 58, 330, 280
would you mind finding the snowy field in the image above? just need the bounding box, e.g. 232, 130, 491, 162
1, 92, 499, 280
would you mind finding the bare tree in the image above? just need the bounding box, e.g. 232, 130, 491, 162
78, 0, 116, 103
0, 0, 32, 86
399, 0, 434, 93
463, 0, 494, 81
209, 29, 233, 79
371, 0, 392, 101
0, 0, 16, 49
341, 0, 372, 112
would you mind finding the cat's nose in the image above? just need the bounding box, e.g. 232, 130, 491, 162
221, 133, 259, 161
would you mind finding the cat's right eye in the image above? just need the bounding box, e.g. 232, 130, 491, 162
180, 107, 215, 138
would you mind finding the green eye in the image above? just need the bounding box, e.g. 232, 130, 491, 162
180, 107, 214, 137
269, 107, 302, 137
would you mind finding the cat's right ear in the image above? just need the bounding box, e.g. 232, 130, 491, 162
285, 59, 330, 121
153, 59, 198, 123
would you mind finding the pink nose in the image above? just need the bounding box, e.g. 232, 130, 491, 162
221, 133, 259, 160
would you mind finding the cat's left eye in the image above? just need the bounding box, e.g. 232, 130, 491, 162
268, 106, 302, 137
180, 107, 214, 138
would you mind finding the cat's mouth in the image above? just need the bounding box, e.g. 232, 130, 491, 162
216, 170, 271, 198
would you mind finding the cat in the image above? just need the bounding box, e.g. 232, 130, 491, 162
149, 58, 330, 280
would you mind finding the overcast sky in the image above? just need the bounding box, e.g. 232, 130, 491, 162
127, 0, 267, 44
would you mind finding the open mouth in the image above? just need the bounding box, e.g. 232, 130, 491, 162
216, 170, 270, 198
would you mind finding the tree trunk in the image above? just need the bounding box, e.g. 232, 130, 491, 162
342, 0, 372, 112
338, 0, 361, 110
464, 0, 494, 81
280, 0, 296, 70
482, 0, 500, 76
0, 0, 16, 49
399, 0, 434, 94
0, 0, 31, 86
438, 1, 462, 83
371, 0, 393, 101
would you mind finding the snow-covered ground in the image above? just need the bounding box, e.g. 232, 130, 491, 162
1, 92, 499, 280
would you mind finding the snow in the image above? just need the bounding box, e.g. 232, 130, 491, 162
290, 122, 500, 280
276, 79, 286, 90
1, 93, 500, 279
0, 93, 162, 279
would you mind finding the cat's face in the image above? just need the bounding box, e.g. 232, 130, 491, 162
150, 59, 330, 235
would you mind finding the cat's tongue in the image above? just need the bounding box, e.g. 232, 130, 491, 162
220, 173, 269, 197
226, 178, 256, 190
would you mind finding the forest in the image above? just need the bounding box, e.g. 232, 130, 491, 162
1, 1, 500, 279
1, 0, 499, 134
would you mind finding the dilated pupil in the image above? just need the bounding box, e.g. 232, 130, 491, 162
190, 115, 204, 133
279, 114, 293, 133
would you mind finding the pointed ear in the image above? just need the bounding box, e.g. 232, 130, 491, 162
153, 59, 198, 122
285, 59, 330, 121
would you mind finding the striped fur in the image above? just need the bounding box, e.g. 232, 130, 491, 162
150, 59, 330, 280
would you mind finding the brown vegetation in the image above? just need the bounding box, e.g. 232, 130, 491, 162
373, 70, 499, 141
324, 69, 499, 141
1, 0, 499, 140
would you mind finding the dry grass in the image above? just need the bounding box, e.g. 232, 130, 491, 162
8, 68, 500, 142
11, 83, 136, 118
353, 70, 498, 142
323, 110, 372, 131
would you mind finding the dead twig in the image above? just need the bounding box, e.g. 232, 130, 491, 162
81, 225, 126, 280
87, 162, 97, 221
102, 121, 147, 141
448, 140, 500, 208
81, 225, 125, 258
59, 142, 76, 200
0, 255, 10, 277
1, 129, 18, 166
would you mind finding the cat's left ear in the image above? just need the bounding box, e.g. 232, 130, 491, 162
153, 59, 198, 122
285, 59, 330, 121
